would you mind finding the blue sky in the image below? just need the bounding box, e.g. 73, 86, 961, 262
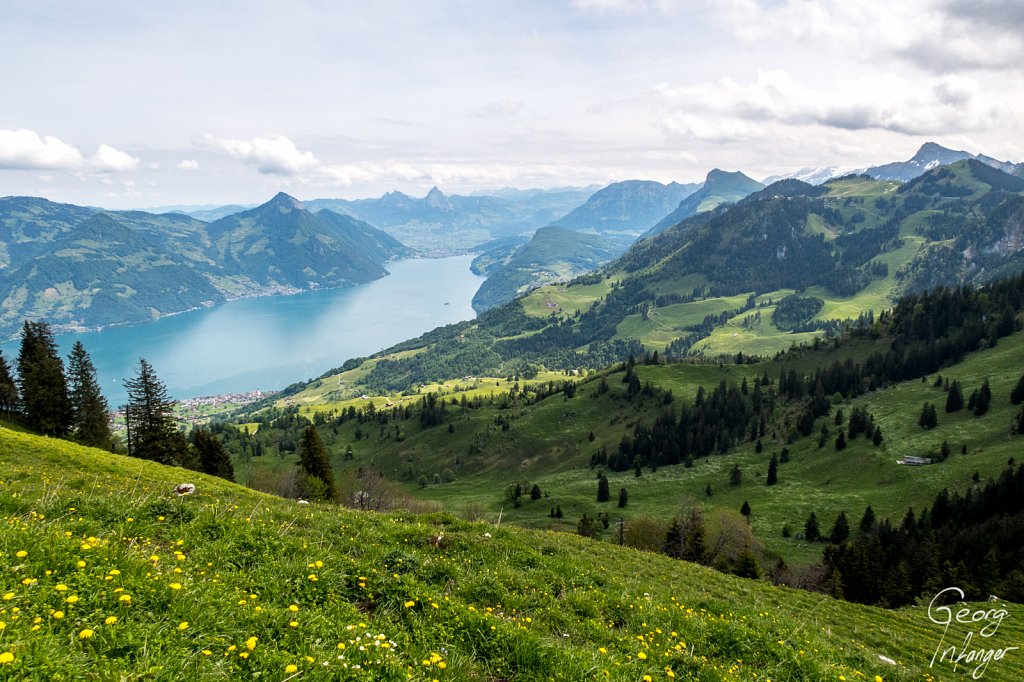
1, 0, 1022, 207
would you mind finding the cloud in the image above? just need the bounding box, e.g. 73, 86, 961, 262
655, 70, 1004, 139
0, 129, 139, 172
0, 129, 85, 170
205, 134, 319, 175
92, 144, 139, 172
710, 0, 1024, 74
176, 159, 199, 171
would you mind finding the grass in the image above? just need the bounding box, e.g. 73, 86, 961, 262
3, 427, 1024, 680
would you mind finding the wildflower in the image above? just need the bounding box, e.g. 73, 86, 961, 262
245, 636, 258, 651
15, 551, 26, 558
0, 652, 13, 664
289, 604, 299, 612
285, 664, 298, 673
239, 652, 249, 659
104, 616, 117, 625
65, 595, 79, 604
55, 584, 68, 592
169, 583, 182, 590
2, 593, 12, 600
119, 594, 132, 603
52, 611, 64, 620
638, 652, 648, 660
404, 600, 415, 608
76, 560, 86, 568
79, 628, 94, 639
178, 622, 189, 631
289, 620, 298, 628
201, 650, 212, 656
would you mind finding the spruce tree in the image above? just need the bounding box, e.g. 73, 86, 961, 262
66, 341, 112, 449
1011, 374, 1024, 405
0, 352, 19, 419
830, 511, 850, 544
298, 426, 337, 501
123, 358, 184, 465
597, 473, 610, 502
766, 454, 778, 485
858, 505, 876, 534
617, 487, 628, 508
918, 402, 938, 429
973, 379, 991, 416
946, 380, 964, 412
190, 428, 235, 482
740, 500, 751, 517
804, 511, 821, 542
835, 431, 847, 450
17, 321, 72, 436
530, 484, 542, 500
729, 464, 742, 486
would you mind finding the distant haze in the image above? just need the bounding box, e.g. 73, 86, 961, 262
1, 1, 1022, 208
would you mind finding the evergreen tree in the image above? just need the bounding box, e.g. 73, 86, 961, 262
858, 505, 876, 534
729, 464, 742, 486
804, 511, 821, 542
555, 505, 564, 519
16, 321, 72, 436
835, 431, 847, 450
740, 500, 751, 517
973, 379, 991, 416
918, 402, 938, 429
530, 484, 542, 500
190, 428, 235, 482
298, 426, 337, 501
705, 483, 713, 497
597, 473, 610, 502
946, 380, 964, 412
663, 518, 684, 558
830, 511, 850, 544
124, 358, 184, 465
766, 454, 778, 485
872, 425, 884, 446
734, 546, 762, 579
1011, 374, 1024, 405
681, 507, 707, 563
0, 352, 19, 418
617, 487, 628, 508
66, 341, 112, 449
577, 514, 599, 538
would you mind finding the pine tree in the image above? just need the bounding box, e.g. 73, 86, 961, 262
858, 505, 876, 534
1011, 374, 1024, 405
872, 425, 884, 446
973, 379, 991, 416
530, 484, 542, 500
740, 500, 751, 517
17, 321, 72, 436
0, 352, 19, 418
66, 341, 112, 449
804, 511, 820, 542
190, 428, 235, 482
729, 464, 742, 486
918, 402, 938, 429
663, 518, 684, 558
298, 426, 337, 501
123, 358, 185, 465
577, 514, 599, 538
835, 431, 847, 450
617, 487, 628, 508
766, 454, 778, 485
597, 473, 610, 502
734, 546, 762, 579
830, 511, 850, 544
946, 380, 964, 412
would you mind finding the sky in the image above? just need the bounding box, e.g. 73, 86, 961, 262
1, 0, 1022, 209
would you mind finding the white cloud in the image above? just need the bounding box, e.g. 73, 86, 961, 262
0, 129, 85, 170
0, 129, 139, 173
177, 159, 199, 171
92, 143, 139, 172
205, 134, 319, 175
710, 0, 1024, 73
655, 70, 1005, 140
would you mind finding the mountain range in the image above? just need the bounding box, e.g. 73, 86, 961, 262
0, 193, 408, 338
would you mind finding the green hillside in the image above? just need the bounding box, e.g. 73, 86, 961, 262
4, 427, 1023, 680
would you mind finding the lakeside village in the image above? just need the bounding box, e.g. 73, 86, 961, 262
109, 389, 276, 430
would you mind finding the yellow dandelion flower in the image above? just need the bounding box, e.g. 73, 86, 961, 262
599, 647, 607, 654
875, 677, 883, 682
238, 652, 249, 659
288, 604, 299, 612
169, 583, 182, 590
65, 595, 79, 604
119, 594, 132, 603
307, 574, 317, 581
79, 628, 94, 639
108, 570, 120, 576
178, 622, 189, 631
245, 636, 258, 650
2, 593, 12, 600
201, 650, 212, 656
638, 652, 648, 660
53, 611, 64, 620
76, 560, 86, 568
289, 620, 298, 628
0, 652, 14, 664
285, 664, 298, 673
55, 584, 68, 592
15, 551, 27, 558
404, 600, 416, 608
104, 616, 117, 625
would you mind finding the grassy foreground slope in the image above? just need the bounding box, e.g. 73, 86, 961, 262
3, 429, 1022, 680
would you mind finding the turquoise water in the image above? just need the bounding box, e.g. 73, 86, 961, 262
0, 256, 484, 405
